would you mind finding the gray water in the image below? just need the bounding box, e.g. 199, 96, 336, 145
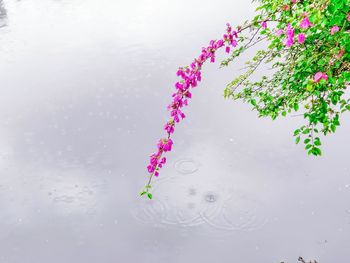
0, 0, 349, 262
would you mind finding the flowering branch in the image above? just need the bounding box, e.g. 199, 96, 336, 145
140, 23, 244, 199
142, 0, 350, 198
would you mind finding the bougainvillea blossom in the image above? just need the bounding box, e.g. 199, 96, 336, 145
313, 72, 328, 83
141, 22, 244, 198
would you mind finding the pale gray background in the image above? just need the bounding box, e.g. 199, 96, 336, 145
0, 0, 349, 262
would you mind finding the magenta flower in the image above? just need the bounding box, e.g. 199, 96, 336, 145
226, 23, 232, 33
162, 138, 173, 152
330, 25, 339, 35
286, 23, 294, 38
298, 33, 306, 44
300, 17, 312, 29
261, 21, 267, 29
157, 157, 167, 169
276, 29, 283, 36
160, 157, 166, 164
147, 165, 154, 173
157, 138, 173, 153
285, 38, 294, 47
285, 23, 295, 47
314, 72, 323, 82
217, 39, 224, 48
145, 22, 240, 182
164, 121, 175, 134
313, 72, 328, 83
231, 39, 237, 47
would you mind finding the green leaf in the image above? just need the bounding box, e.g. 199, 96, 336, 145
315, 148, 322, 156
147, 193, 153, 200
304, 138, 311, 144
314, 138, 322, 146
302, 128, 310, 135
293, 103, 299, 112
331, 124, 336, 133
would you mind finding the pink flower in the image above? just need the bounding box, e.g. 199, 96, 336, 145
291, 0, 297, 3
286, 23, 294, 38
175, 82, 184, 91
298, 33, 306, 44
217, 39, 224, 48
146, 22, 241, 180
285, 23, 294, 47
226, 23, 232, 33
347, 13, 350, 22
261, 21, 267, 29
285, 38, 294, 47
330, 25, 339, 35
313, 72, 328, 83
231, 39, 237, 47
164, 121, 175, 134
160, 157, 166, 164
276, 29, 284, 36
147, 165, 155, 173
300, 17, 312, 29
162, 139, 173, 152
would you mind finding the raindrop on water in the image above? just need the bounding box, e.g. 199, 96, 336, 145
204, 192, 217, 203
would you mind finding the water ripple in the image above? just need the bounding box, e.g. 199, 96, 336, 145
174, 158, 199, 175
132, 178, 268, 234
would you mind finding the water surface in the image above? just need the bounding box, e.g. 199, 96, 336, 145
0, 0, 349, 262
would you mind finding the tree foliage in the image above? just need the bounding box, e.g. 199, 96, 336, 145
223, 0, 350, 156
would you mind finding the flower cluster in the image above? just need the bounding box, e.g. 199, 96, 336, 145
277, 7, 343, 83
224, 0, 350, 158
280, 9, 342, 49
282, 14, 312, 47
285, 23, 295, 47
142, 23, 241, 198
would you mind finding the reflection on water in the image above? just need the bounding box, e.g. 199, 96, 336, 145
0, 0, 350, 262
